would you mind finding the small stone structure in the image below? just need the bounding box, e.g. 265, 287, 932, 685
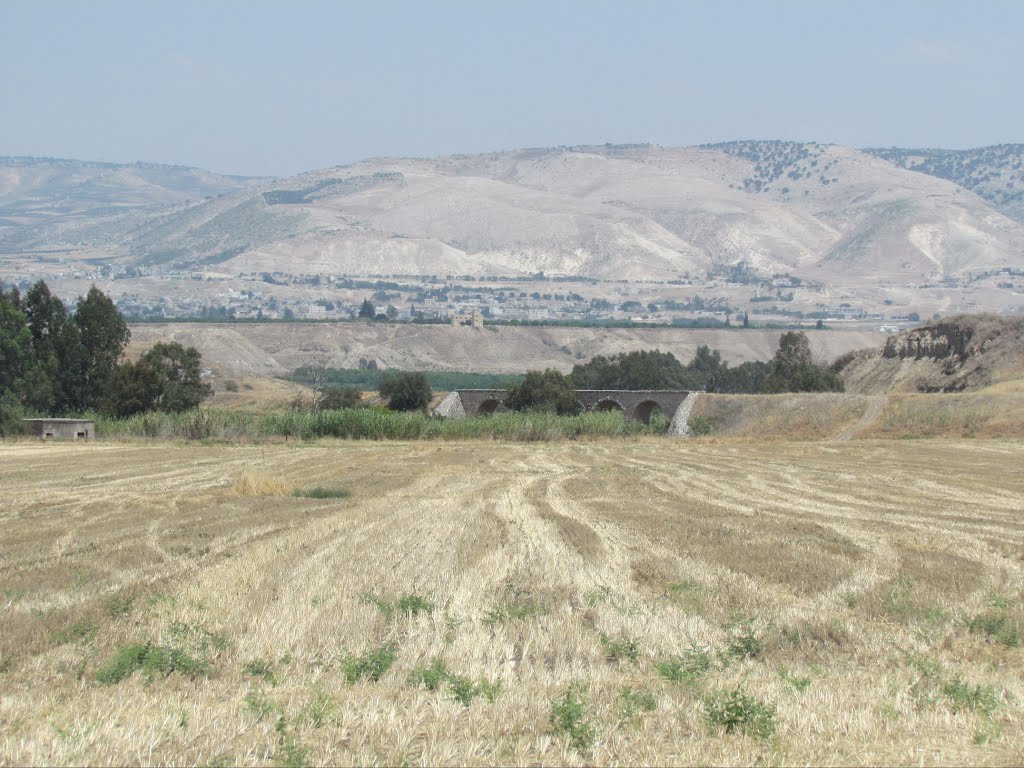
451, 308, 484, 328
435, 389, 701, 436
22, 418, 95, 440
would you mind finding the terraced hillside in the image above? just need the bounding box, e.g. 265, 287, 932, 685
1, 439, 1021, 765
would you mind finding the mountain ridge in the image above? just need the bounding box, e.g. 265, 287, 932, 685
2, 142, 1023, 288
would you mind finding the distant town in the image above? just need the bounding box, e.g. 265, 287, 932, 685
6, 259, 1023, 332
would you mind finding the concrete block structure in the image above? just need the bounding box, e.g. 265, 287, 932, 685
22, 418, 95, 440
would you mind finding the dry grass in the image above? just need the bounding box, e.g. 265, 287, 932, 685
691, 393, 867, 439
691, 391, 1024, 440
1, 439, 1022, 766
233, 470, 294, 497
863, 391, 1024, 439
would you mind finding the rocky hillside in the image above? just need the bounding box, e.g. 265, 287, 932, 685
2, 143, 1024, 285
865, 145, 1024, 223
837, 315, 1024, 394
0, 156, 264, 246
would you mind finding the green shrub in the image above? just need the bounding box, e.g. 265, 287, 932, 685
483, 598, 544, 625
340, 643, 398, 683
408, 659, 500, 706
703, 688, 776, 739
51, 618, 98, 645
779, 667, 811, 692
107, 595, 134, 617
967, 612, 1021, 647
360, 592, 433, 619
243, 690, 280, 719
96, 642, 210, 684
942, 677, 1001, 715
723, 620, 764, 661
689, 415, 714, 436
505, 369, 581, 415
379, 371, 432, 412
408, 659, 450, 691
275, 717, 309, 768
619, 686, 657, 719
656, 645, 713, 684
167, 620, 229, 654
446, 674, 502, 706
319, 385, 361, 410
292, 486, 350, 499
243, 659, 277, 685
598, 632, 640, 663
549, 683, 595, 751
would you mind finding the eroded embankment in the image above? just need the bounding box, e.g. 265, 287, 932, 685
690, 390, 1024, 440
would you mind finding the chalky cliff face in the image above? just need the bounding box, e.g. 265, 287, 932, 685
841, 316, 1024, 394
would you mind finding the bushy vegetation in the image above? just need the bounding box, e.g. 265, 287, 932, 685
0, 279, 211, 423
549, 683, 596, 751
504, 369, 581, 414
292, 486, 350, 499
97, 407, 670, 441
340, 643, 398, 683
407, 659, 502, 707
95, 642, 210, 684
378, 371, 432, 412
569, 332, 842, 394
290, 366, 523, 392
703, 688, 776, 739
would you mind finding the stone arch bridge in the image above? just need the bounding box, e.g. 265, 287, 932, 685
434, 389, 700, 436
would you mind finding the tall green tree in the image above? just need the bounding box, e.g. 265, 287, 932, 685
571, 350, 687, 390
101, 342, 213, 417
766, 331, 843, 392
379, 371, 431, 411
23, 280, 83, 413
0, 290, 35, 402
505, 369, 581, 415
74, 286, 130, 407
139, 342, 213, 412
101, 360, 164, 418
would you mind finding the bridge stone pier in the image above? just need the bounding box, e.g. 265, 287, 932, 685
433, 389, 700, 436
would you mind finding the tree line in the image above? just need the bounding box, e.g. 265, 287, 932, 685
0, 280, 212, 432
504, 332, 843, 414
358, 331, 843, 416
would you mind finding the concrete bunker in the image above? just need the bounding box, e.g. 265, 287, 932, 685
22, 418, 95, 441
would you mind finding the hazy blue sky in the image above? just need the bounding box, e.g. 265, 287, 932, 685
1, 1, 1021, 177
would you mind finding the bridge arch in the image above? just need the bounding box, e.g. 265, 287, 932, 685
594, 398, 624, 413
476, 398, 502, 416
632, 399, 665, 425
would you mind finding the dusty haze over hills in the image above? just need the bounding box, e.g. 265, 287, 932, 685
2, 142, 1023, 291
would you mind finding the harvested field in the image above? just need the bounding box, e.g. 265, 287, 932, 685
1, 439, 1023, 765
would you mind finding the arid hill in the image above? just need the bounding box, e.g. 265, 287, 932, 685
837, 314, 1024, 394
3, 143, 1023, 285
127, 322, 883, 378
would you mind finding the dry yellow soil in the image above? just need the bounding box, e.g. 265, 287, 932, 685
1, 439, 1022, 766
